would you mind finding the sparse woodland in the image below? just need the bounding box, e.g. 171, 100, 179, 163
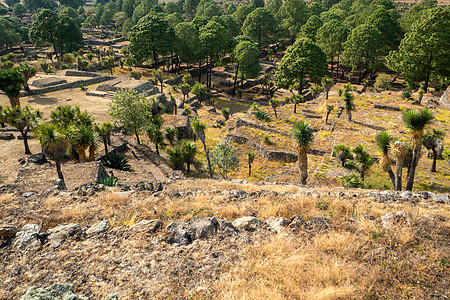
0, 0, 449, 298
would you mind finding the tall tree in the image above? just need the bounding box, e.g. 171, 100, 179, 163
343, 23, 383, 83
242, 7, 276, 49
0, 17, 22, 50
209, 138, 239, 179
232, 40, 261, 94
365, 7, 402, 53
276, 0, 309, 41
232, 4, 254, 25
299, 15, 323, 41
2, 105, 42, 154
292, 120, 314, 184
276, 38, 329, 96
316, 20, 349, 77
387, 7, 449, 92
402, 108, 434, 191
0, 67, 24, 107
128, 12, 176, 68
174, 22, 200, 69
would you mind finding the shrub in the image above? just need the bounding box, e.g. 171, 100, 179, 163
100, 176, 119, 186
167, 146, 185, 170
61, 53, 76, 64
210, 138, 239, 179
402, 90, 412, 99
102, 152, 131, 171
254, 111, 269, 121
250, 103, 259, 111
221, 108, 230, 120
130, 70, 142, 80
339, 172, 363, 188
374, 74, 391, 92
263, 135, 274, 145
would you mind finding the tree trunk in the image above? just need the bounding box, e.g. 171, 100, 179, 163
395, 158, 403, 191
20, 130, 31, 155
187, 162, 191, 173
387, 168, 396, 190
23, 82, 32, 95
273, 108, 277, 118
248, 163, 252, 176
326, 89, 329, 100
8, 96, 20, 107
135, 129, 140, 144
55, 159, 65, 183
431, 146, 437, 172
155, 143, 159, 156
330, 56, 334, 76
326, 111, 330, 124
232, 64, 239, 96
347, 110, 352, 121
406, 144, 420, 191
77, 148, 86, 162
298, 148, 308, 185
88, 146, 95, 161
103, 137, 108, 156
198, 60, 202, 83
294, 102, 297, 114
203, 142, 213, 178
153, 50, 158, 70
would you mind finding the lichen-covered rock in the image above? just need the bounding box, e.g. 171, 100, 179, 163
381, 211, 413, 229
47, 223, 82, 248
129, 219, 162, 233
0, 225, 18, 239
20, 283, 88, 300
232, 216, 264, 231
164, 217, 220, 245
13, 224, 41, 249
434, 194, 449, 204
307, 217, 331, 230
86, 220, 110, 234
266, 217, 290, 233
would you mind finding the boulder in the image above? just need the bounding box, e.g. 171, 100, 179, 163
0, 225, 18, 239
400, 191, 412, 199
0, 133, 14, 140
130, 219, 163, 233
27, 153, 48, 165
20, 283, 88, 300
266, 216, 290, 233
164, 217, 220, 245
434, 194, 449, 204
47, 223, 82, 248
307, 217, 331, 230
13, 224, 41, 249
381, 211, 413, 229
164, 222, 191, 245
232, 216, 264, 231
86, 220, 110, 234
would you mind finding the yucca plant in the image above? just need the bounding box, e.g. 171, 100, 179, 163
254, 111, 269, 121
333, 144, 352, 167
352, 145, 374, 181
402, 108, 434, 190
342, 92, 355, 121
100, 176, 119, 186
221, 108, 231, 121
292, 121, 314, 185
422, 129, 444, 172
247, 151, 256, 176
375, 131, 395, 189
102, 152, 131, 171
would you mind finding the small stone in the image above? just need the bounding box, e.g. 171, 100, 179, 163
27, 153, 47, 165
22, 192, 35, 198
400, 191, 412, 199
86, 220, 110, 234
13, 224, 41, 249
47, 223, 82, 248
0, 225, 18, 239
266, 216, 290, 233
381, 211, 412, 229
308, 217, 331, 230
232, 216, 264, 231
130, 219, 162, 233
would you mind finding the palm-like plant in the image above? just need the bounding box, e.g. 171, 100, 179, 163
181, 140, 197, 172
2, 105, 42, 154
147, 125, 164, 156
35, 123, 69, 189
292, 94, 303, 114
247, 151, 256, 176
422, 129, 444, 172
292, 121, 314, 185
66, 124, 93, 162
342, 92, 355, 121
403, 108, 434, 191
95, 122, 114, 156
352, 144, 374, 182
390, 140, 406, 191
170, 94, 177, 115
375, 131, 396, 189
154, 69, 164, 93
333, 144, 352, 167
322, 77, 334, 100
192, 117, 212, 178
269, 98, 280, 118
165, 127, 178, 145
180, 83, 191, 106
325, 105, 334, 124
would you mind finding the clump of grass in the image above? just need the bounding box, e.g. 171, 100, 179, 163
254, 111, 270, 121
339, 172, 363, 188
100, 176, 118, 187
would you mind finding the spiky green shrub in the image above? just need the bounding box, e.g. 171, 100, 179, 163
100, 176, 119, 186
102, 152, 131, 171
254, 111, 269, 121
339, 172, 363, 188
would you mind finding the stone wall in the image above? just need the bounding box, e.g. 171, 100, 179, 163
235, 118, 291, 137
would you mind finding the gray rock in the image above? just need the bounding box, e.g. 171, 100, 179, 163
434, 194, 449, 204
363, 215, 376, 221
14, 224, 41, 249
47, 223, 82, 248
288, 216, 307, 232
86, 220, 110, 234
266, 216, 290, 233
400, 191, 412, 199
232, 216, 264, 231
20, 283, 88, 300
165, 222, 191, 245
102, 294, 119, 300
129, 219, 162, 233
27, 153, 48, 165
0, 133, 14, 140
0, 225, 18, 239
308, 217, 331, 230
55, 179, 67, 190
381, 211, 412, 229
189, 217, 219, 239
22, 192, 35, 198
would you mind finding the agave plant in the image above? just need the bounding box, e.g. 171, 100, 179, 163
102, 152, 131, 171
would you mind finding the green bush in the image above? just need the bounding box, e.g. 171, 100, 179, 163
254, 111, 269, 121
61, 53, 76, 64
167, 146, 185, 170
374, 74, 391, 92
102, 152, 131, 171
100, 176, 119, 186
339, 172, 363, 188
402, 90, 412, 99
